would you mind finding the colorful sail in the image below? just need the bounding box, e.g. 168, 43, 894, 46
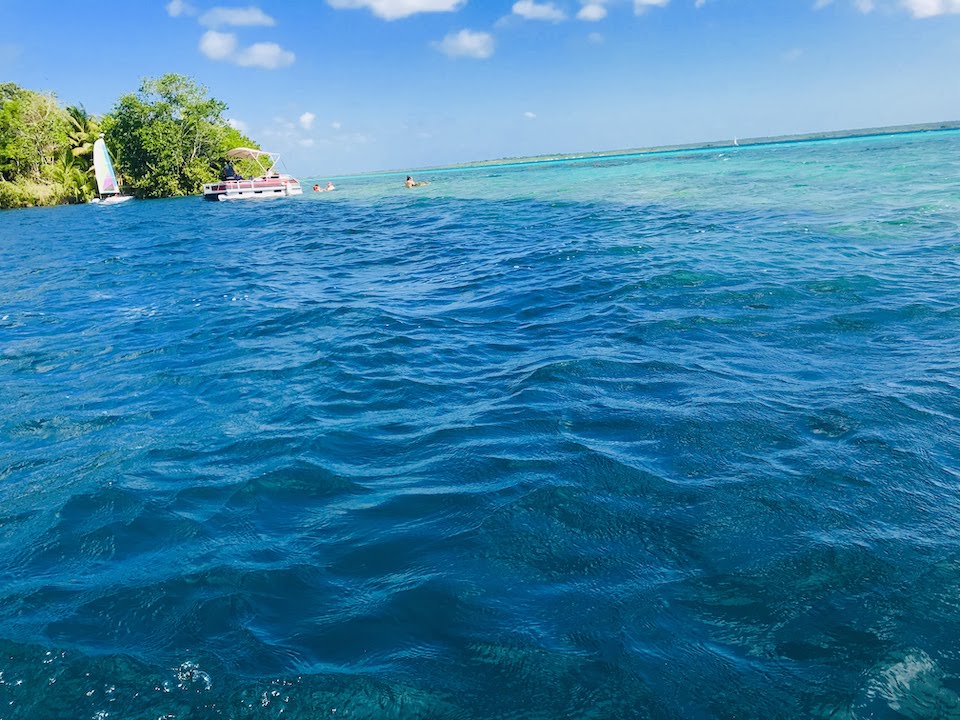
93, 138, 119, 196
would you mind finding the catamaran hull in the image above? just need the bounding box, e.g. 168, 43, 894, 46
90, 195, 134, 205
202, 179, 303, 202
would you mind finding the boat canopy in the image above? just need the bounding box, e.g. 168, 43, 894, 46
226, 147, 275, 160
225, 147, 282, 175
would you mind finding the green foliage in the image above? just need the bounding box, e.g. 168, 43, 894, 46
66, 105, 100, 161
0, 178, 61, 208
0, 74, 260, 209
0, 83, 82, 207
220, 124, 263, 179
60, 106, 100, 201
106, 74, 258, 199
0, 180, 31, 208
0, 83, 70, 182
48, 150, 95, 204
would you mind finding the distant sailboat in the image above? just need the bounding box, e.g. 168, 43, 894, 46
91, 135, 133, 205
733, 137, 740, 147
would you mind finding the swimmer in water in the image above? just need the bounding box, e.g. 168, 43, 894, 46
405, 176, 429, 188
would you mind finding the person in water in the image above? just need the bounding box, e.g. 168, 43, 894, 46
313, 182, 336, 193
405, 176, 429, 188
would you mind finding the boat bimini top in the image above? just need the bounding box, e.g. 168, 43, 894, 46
226, 147, 284, 176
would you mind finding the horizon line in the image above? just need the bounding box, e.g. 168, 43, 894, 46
316, 120, 960, 180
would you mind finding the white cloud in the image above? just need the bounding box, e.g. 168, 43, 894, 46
199, 30, 238, 60
578, 3, 608, 20
200, 6, 277, 28
200, 32, 293, 68
260, 117, 296, 141
821, 0, 873, 11
166, 0, 196, 17
813, 0, 891, 11
524, 111, 537, 119
319, 131, 374, 148
227, 117, 249, 133
634, 0, 669, 12
184, 4, 293, 70
299, 112, 317, 130
433, 29, 495, 59
902, 0, 960, 16
234, 42, 296, 68
782, 47, 804, 62
512, 0, 567, 21
331, 121, 343, 130
299, 138, 316, 148
326, 0, 465, 20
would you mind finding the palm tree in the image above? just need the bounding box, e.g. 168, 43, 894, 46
51, 149, 94, 203
66, 105, 100, 163
63, 106, 102, 202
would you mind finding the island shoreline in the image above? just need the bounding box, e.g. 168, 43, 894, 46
340, 120, 960, 180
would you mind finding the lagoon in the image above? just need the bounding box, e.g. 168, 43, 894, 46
2, 129, 960, 719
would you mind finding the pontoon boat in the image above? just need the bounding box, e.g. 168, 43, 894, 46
202, 148, 303, 202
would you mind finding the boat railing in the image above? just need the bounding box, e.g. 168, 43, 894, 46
206, 177, 290, 190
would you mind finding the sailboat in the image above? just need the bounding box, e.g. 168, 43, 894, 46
90, 135, 133, 205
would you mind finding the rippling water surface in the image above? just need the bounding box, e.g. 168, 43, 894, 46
2, 131, 960, 719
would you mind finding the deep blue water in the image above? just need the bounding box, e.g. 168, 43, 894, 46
2, 131, 960, 719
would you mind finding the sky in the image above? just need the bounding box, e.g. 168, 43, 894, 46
1, 0, 959, 175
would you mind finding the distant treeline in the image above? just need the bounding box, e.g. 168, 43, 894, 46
0, 74, 258, 209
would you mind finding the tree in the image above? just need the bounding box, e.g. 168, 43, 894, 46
105, 74, 257, 198
0, 83, 71, 182
49, 149, 94, 204
63, 105, 100, 199
0, 83, 76, 208
0, 75, 263, 209
66, 105, 100, 159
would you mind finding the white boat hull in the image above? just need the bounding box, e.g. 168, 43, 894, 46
202, 177, 303, 202
102, 195, 133, 205
90, 195, 134, 205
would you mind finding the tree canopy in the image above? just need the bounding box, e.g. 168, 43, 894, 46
105, 74, 258, 199
0, 74, 260, 208
0, 83, 70, 180
0, 83, 81, 207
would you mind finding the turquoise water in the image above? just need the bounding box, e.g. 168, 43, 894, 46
2, 131, 960, 719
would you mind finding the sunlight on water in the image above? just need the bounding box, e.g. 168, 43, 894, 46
1, 130, 960, 719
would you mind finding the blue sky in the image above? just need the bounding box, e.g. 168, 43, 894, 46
1, 0, 958, 175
